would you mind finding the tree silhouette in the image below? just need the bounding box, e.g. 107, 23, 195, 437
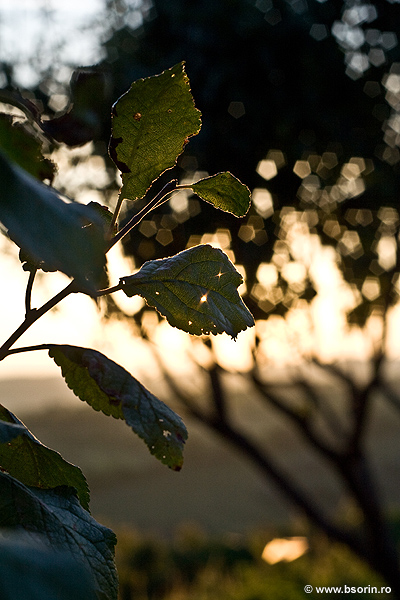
96, 1, 400, 591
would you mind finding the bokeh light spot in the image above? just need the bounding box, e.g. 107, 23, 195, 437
139, 220, 157, 238
368, 48, 386, 68
257, 158, 278, 180
252, 188, 274, 218
362, 277, 381, 301
267, 149, 286, 169
156, 229, 173, 246
238, 225, 255, 243
293, 160, 311, 178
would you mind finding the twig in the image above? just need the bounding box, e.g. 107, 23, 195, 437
5, 344, 52, 356
0, 280, 78, 362
348, 351, 383, 455
24, 268, 37, 317
96, 283, 123, 296
108, 194, 124, 240
107, 179, 178, 251
251, 371, 338, 460
209, 364, 228, 423
295, 372, 349, 445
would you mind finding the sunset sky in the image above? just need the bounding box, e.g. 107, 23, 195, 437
1, 223, 397, 384
1, 0, 399, 383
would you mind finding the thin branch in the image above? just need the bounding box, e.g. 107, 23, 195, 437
209, 364, 228, 423
149, 346, 361, 554
348, 351, 384, 455
251, 371, 338, 461
25, 268, 37, 317
5, 344, 52, 356
213, 413, 400, 591
148, 340, 206, 418
96, 282, 123, 297
310, 356, 377, 454
162, 367, 208, 420
107, 179, 178, 251
348, 284, 390, 452
0, 280, 78, 362
311, 356, 360, 395
108, 194, 124, 240
295, 373, 348, 444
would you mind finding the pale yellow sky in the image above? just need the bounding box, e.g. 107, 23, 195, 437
0, 237, 150, 380
1, 228, 398, 385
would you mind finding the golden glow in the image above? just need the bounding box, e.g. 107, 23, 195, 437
262, 537, 309, 564
212, 329, 255, 372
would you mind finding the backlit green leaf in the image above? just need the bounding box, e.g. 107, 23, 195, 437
0, 404, 90, 511
48, 345, 187, 471
0, 472, 117, 600
120, 244, 255, 339
0, 113, 55, 182
109, 62, 201, 202
190, 172, 251, 217
0, 152, 106, 294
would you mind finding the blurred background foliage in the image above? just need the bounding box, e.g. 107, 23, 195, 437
113, 524, 387, 600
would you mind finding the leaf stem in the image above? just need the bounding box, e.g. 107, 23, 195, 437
25, 267, 37, 317
0, 280, 78, 362
5, 344, 52, 356
108, 194, 124, 240
107, 179, 178, 251
96, 283, 123, 296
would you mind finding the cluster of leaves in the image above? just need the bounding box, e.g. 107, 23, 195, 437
82, 0, 400, 330
0, 63, 253, 599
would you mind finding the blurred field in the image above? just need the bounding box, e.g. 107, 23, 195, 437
1, 372, 400, 538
